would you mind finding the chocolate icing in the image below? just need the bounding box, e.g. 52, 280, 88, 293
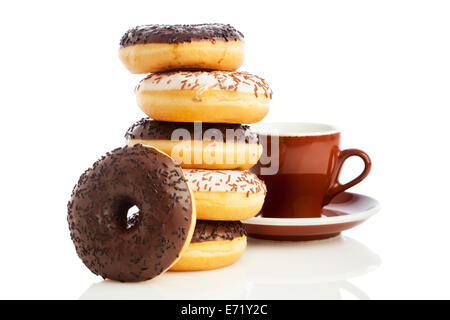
67, 145, 194, 282
120, 23, 244, 47
191, 220, 247, 243
125, 118, 259, 144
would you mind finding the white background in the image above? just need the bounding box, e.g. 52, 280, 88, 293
1, 0, 449, 299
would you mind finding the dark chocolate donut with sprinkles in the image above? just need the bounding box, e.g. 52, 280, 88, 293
119, 23, 245, 73
191, 220, 247, 243
67, 145, 196, 282
125, 118, 259, 144
124, 118, 263, 170
120, 23, 244, 47
171, 219, 248, 271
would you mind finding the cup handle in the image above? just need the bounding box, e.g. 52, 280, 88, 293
323, 149, 372, 205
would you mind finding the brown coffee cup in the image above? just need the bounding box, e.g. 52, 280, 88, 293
250, 123, 371, 218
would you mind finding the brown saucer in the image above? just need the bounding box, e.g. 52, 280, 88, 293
242, 192, 380, 241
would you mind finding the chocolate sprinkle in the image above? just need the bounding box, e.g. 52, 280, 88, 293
67, 145, 194, 282
120, 23, 244, 47
125, 118, 259, 144
190, 220, 247, 243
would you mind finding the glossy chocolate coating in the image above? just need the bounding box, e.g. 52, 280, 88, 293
67, 145, 194, 282
191, 220, 247, 243
120, 23, 244, 47
125, 118, 259, 144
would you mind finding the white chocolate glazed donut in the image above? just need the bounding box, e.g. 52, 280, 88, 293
183, 169, 266, 221
135, 71, 272, 124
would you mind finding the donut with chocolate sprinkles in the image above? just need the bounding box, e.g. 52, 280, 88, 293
67, 145, 196, 282
190, 220, 247, 243
120, 23, 244, 47
171, 220, 247, 271
119, 23, 244, 73
125, 118, 262, 170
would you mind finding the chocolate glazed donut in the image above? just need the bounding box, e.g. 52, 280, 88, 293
67, 145, 196, 282
120, 23, 244, 47
125, 118, 259, 144
119, 23, 245, 73
171, 220, 248, 271
191, 220, 247, 243
125, 119, 262, 170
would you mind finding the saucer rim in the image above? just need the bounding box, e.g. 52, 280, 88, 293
242, 192, 380, 226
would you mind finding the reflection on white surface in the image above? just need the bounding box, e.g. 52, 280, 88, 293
242, 236, 379, 299
80, 235, 380, 300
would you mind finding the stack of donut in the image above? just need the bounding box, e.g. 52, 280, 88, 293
121, 23, 271, 272
67, 23, 272, 282
119, 24, 272, 270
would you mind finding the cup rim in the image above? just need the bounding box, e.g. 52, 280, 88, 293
250, 122, 340, 137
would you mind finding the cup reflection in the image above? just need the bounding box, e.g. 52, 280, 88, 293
241, 236, 380, 299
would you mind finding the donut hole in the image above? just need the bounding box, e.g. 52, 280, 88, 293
126, 205, 140, 230
112, 198, 141, 231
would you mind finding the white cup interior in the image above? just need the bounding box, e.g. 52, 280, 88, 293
250, 122, 340, 137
